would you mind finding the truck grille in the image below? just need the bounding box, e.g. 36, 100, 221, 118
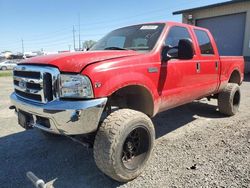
13, 65, 60, 103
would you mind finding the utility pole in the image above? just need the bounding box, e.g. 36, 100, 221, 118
78, 13, 81, 51
21, 38, 24, 54
72, 26, 76, 51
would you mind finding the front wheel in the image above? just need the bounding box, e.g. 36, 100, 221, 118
94, 109, 155, 182
218, 83, 241, 116
1, 66, 7, 71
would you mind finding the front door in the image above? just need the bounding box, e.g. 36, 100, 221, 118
158, 25, 202, 112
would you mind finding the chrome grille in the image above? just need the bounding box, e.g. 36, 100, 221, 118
13, 65, 60, 103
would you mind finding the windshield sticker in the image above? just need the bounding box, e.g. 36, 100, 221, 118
140, 25, 159, 30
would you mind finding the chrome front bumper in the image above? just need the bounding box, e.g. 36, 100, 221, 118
10, 93, 107, 135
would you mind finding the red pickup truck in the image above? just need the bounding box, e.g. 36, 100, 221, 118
10, 22, 244, 182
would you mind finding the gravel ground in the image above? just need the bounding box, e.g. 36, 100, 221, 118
0, 76, 249, 188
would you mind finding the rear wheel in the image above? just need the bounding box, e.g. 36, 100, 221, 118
94, 109, 155, 182
218, 83, 241, 116
1, 66, 7, 71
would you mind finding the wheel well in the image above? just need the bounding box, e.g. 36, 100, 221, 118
107, 85, 154, 117
229, 70, 241, 85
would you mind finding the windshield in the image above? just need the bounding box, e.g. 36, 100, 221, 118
90, 23, 165, 52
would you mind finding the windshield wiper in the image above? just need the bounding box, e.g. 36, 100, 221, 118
104, 47, 128, 50
127, 47, 150, 51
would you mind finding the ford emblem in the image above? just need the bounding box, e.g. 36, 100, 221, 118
19, 80, 27, 89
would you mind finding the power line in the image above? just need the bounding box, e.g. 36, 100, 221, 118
5, 0, 204, 43
21, 38, 24, 54
27, 41, 70, 48
73, 26, 76, 51
0, 32, 104, 48
78, 0, 204, 29
78, 13, 81, 50
1, 0, 207, 52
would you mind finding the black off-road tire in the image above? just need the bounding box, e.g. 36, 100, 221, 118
218, 83, 241, 116
94, 109, 155, 182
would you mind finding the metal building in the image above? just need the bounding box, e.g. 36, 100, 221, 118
173, 0, 250, 73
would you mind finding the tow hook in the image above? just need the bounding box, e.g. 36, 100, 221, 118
9, 105, 16, 110
26, 171, 46, 188
70, 110, 81, 122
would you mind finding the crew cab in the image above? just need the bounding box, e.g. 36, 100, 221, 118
10, 22, 244, 182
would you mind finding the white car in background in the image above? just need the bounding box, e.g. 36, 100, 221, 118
0, 60, 18, 70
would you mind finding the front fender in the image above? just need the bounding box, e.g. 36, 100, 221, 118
83, 64, 161, 114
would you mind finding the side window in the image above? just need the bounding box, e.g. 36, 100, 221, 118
165, 26, 192, 47
194, 29, 214, 55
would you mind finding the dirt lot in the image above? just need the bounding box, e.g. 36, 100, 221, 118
0, 76, 249, 188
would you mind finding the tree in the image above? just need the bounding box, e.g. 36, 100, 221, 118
82, 40, 97, 50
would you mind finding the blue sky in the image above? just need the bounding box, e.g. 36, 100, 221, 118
0, 0, 227, 52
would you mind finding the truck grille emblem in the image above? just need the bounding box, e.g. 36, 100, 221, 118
19, 80, 27, 89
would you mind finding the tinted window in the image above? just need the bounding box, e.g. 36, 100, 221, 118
165, 26, 191, 47
132, 38, 148, 48
91, 24, 165, 52
165, 26, 192, 57
194, 29, 214, 55
106, 36, 125, 48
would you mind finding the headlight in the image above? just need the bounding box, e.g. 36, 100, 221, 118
59, 74, 94, 98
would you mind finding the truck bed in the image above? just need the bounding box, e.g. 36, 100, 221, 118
219, 56, 245, 91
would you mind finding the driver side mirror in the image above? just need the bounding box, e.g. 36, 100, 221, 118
161, 39, 194, 62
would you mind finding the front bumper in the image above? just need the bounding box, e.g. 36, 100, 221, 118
10, 93, 107, 135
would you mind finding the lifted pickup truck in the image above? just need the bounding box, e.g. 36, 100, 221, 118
10, 22, 244, 182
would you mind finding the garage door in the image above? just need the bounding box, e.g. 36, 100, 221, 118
196, 13, 246, 56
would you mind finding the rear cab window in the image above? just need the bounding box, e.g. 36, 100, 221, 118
194, 29, 214, 55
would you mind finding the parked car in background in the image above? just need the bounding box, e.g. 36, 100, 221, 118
0, 60, 18, 70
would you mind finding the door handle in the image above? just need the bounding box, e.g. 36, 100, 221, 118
196, 62, 201, 73
215, 61, 219, 71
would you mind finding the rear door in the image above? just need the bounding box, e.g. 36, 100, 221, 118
192, 28, 220, 95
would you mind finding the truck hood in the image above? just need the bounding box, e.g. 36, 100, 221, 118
20, 51, 139, 72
